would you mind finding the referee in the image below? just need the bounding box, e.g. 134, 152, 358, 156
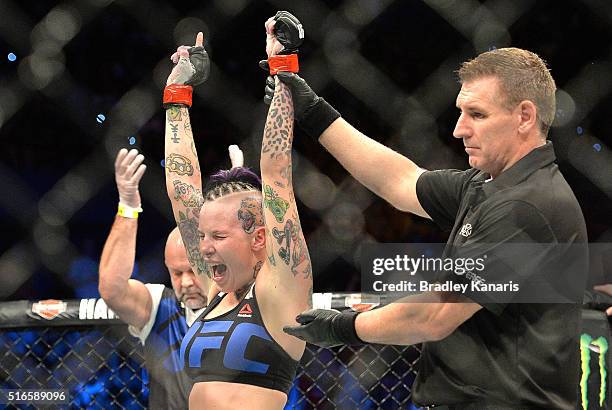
281, 48, 588, 408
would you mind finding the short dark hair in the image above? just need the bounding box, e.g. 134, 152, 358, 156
458, 47, 556, 136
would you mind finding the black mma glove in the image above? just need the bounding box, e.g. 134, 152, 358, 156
185, 46, 210, 86
283, 309, 364, 348
273, 11, 304, 54
166, 33, 210, 88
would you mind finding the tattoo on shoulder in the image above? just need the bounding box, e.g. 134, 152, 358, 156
237, 197, 264, 234
166, 153, 194, 176
177, 210, 209, 278
263, 184, 289, 223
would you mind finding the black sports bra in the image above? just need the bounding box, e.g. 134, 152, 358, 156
179, 284, 299, 394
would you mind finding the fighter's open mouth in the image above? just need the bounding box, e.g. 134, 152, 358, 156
212, 264, 227, 278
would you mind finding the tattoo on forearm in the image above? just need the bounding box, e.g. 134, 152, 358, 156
190, 140, 197, 157
272, 163, 291, 189
261, 82, 312, 279
253, 260, 263, 279
263, 184, 289, 223
166, 153, 194, 176
237, 197, 264, 234
173, 180, 204, 208
177, 210, 210, 278
167, 106, 182, 122
188, 140, 200, 173
281, 163, 291, 184
170, 124, 180, 143
262, 85, 293, 160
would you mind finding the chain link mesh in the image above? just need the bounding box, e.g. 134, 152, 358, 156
0, 325, 420, 409
1, 0, 612, 300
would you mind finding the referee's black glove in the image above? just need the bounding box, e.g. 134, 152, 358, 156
283, 309, 364, 348
261, 71, 340, 140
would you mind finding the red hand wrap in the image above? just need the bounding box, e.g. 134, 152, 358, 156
268, 54, 299, 75
163, 84, 193, 108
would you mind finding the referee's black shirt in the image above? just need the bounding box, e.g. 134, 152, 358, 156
412, 142, 588, 409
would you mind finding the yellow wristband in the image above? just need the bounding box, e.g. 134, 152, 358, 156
117, 203, 143, 219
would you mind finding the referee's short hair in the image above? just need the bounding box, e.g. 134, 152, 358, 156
458, 47, 556, 137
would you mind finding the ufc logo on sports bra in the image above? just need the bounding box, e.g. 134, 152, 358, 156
179, 320, 271, 374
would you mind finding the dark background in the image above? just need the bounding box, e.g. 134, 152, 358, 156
1, 0, 611, 301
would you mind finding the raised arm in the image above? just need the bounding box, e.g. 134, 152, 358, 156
271, 74, 430, 218
259, 17, 312, 303
163, 33, 209, 285
99, 148, 151, 330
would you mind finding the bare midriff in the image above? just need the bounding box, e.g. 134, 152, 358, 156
188, 381, 287, 409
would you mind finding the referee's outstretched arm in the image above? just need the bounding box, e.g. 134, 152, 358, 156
284, 291, 482, 347
354, 292, 481, 345
274, 73, 430, 219
319, 118, 429, 218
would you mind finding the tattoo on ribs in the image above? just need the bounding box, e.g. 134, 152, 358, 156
166, 153, 194, 176
237, 197, 264, 234
263, 184, 289, 223
173, 180, 204, 208
177, 210, 210, 278
167, 106, 182, 122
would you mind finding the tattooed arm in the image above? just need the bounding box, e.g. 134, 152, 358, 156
164, 34, 209, 288
164, 105, 208, 280
259, 76, 313, 301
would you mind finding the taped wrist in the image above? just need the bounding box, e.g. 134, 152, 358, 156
332, 311, 364, 345
298, 97, 340, 140
268, 54, 299, 75
163, 84, 193, 108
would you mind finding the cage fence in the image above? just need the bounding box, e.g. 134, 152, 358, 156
0, 295, 420, 409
